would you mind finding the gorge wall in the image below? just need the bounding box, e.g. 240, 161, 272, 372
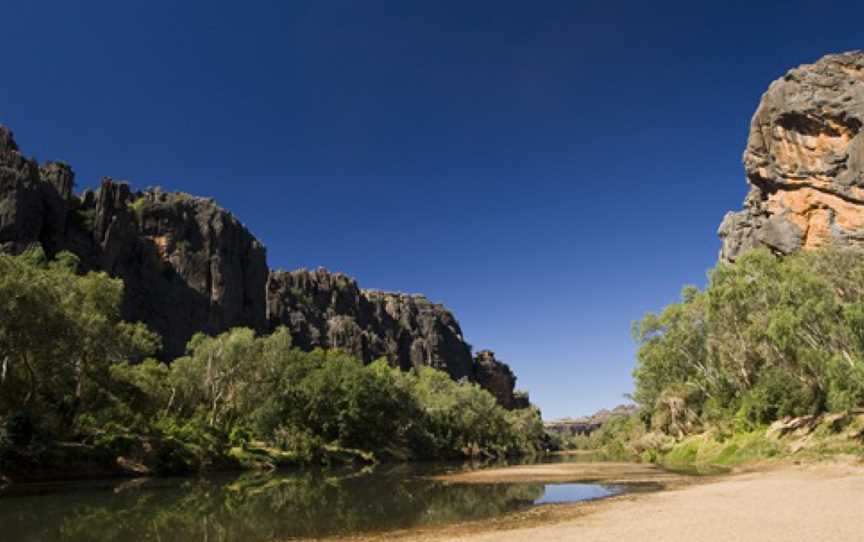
266, 269, 530, 408
1, 126, 268, 358
0, 124, 527, 408
720, 51, 864, 260
267, 268, 474, 380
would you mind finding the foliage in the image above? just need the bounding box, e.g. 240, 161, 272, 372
0, 247, 159, 446
0, 248, 543, 476
561, 248, 864, 467
555, 413, 652, 460
657, 430, 782, 469
632, 248, 864, 435
555, 248, 864, 467
150, 338, 544, 463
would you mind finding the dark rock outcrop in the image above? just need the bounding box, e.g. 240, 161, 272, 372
0, 123, 529, 407
268, 269, 529, 407
0, 126, 60, 254
267, 268, 529, 409
720, 51, 864, 261
0, 126, 268, 358
89, 183, 269, 358
474, 350, 530, 409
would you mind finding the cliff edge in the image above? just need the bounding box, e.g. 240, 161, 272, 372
720, 51, 864, 260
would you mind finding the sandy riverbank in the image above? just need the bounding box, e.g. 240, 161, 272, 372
433, 460, 699, 486
338, 458, 864, 542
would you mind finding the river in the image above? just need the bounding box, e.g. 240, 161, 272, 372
0, 461, 623, 541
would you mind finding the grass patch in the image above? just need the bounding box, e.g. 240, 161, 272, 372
660, 430, 782, 469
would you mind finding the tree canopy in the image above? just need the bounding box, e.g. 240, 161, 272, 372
633, 248, 864, 434
0, 247, 544, 475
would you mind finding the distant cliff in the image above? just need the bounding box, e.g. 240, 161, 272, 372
544, 404, 638, 436
0, 124, 527, 408
720, 51, 864, 260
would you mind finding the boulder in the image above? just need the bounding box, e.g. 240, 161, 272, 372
766, 415, 820, 439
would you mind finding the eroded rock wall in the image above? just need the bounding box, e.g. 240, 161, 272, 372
0, 126, 268, 358
474, 350, 530, 409
0, 126, 60, 254
0, 123, 529, 407
267, 270, 529, 407
268, 269, 476, 381
720, 51, 864, 260
93, 183, 269, 358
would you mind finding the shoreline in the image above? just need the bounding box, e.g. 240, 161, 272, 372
432, 460, 706, 487
330, 457, 864, 542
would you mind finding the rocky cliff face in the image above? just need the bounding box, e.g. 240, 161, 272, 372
0, 123, 528, 407
89, 182, 269, 358
267, 269, 530, 408
1, 125, 267, 358
720, 51, 864, 260
0, 127, 70, 255
267, 268, 473, 379
474, 350, 530, 409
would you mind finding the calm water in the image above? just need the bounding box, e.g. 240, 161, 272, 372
0, 463, 624, 541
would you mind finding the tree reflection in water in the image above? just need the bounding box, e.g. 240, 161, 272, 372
1, 464, 546, 541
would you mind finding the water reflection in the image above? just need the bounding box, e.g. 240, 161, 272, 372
0, 464, 621, 541
534, 483, 621, 504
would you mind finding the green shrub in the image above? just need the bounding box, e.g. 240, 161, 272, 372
0, 249, 544, 472
633, 248, 864, 437
737, 368, 818, 426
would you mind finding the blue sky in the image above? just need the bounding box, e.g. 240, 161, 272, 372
2, 1, 863, 419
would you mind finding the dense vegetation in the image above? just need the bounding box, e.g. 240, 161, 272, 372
562, 248, 864, 465
0, 248, 544, 478
634, 248, 864, 429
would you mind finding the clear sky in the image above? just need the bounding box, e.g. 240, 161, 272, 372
2, 1, 863, 419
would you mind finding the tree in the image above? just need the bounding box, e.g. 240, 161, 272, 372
168, 328, 261, 429
0, 248, 159, 438
632, 247, 864, 435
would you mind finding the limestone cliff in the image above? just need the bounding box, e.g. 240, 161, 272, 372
0, 123, 527, 407
1, 126, 268, 358
88, 182, 269, 358
267, 268, 529, 407
0, 127, 70, 255
267, 268, 474, 378
720, 51, 864, 260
